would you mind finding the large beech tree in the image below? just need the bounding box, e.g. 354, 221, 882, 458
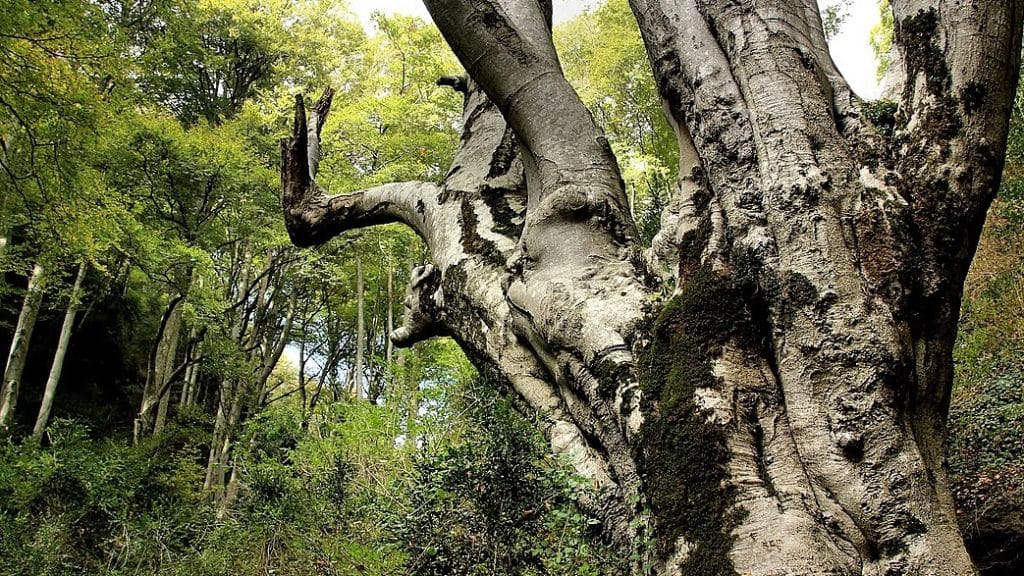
282, 1, 1024, 574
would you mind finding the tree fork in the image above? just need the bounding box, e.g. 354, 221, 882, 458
280, 2, 1023, 572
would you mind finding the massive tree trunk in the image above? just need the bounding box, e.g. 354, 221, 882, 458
281, 1, 1024, 574
0, 263, 47, 430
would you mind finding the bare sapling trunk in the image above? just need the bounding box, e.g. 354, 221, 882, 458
31, 262, 87, 440
386, 263, 394, 367
353, 254, 365, 399
205, 244, 253, 489
297, 322, 309, 423
134, 292, 184, 443
0, 263, 47, 430
152, 305, 182, 435
281, 1, 1024, 574
179, 327, 201, 408
207, 253, 295, 500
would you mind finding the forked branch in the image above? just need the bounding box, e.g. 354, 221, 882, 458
280, 89, 439, 248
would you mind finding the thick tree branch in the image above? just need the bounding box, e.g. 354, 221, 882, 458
889, 0, 1024, 281
280, 91, 441, 248
436, 74, 468, 94
389, 264, 445, 347
628, 0, 770, 262
885, 0, 1024, 516
423, 0, 636, 250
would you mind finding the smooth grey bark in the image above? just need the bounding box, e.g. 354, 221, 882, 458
0, 263, 47, 430
386, 263, 394, 366
205, 245, 297, 501
31, 262, 87, 440
206, 243, 253, 492
217, 289, 297, 510
179, 327, 202, 408
152, 304, 182, 435
281, 1, 1024, 574
134, 291, 184, 443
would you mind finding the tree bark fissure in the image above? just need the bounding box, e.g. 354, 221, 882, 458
280, 1, 1024, 574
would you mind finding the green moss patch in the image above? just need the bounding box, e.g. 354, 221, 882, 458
636, 266, 751, 575
862, 99, 898, 137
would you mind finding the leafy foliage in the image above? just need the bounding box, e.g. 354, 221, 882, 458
400, 378, 625, 576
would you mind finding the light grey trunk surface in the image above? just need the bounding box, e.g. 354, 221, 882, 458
0, 263, 47, 429
152, 303, 182, 435
32, 263, 87, 440
354, 255, 365, 399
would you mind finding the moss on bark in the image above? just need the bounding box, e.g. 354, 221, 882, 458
635, 266, 753, 575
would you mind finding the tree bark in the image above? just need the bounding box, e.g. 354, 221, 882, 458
31, 262, 86, 440
386, 263, 394, 367
179, 327, 201, 408
0, 263, 47, 430
281, 2, 1024, 573
152, 304, 182, 435
134, 291, 184, 442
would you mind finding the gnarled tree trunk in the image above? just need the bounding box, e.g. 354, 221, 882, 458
280, 1, 1024, 574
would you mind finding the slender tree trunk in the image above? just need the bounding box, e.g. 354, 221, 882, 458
386, 263, 394, 365
179, 327, 200, 408
152, 305, 182, 435
298, 327, 308, 424
135, 292, 184, 442
204, 379, 232, 491
205, 245, 253, 488
217, 430, 257, 517
205, 376, 246, 499
0, 263, 46, 430
31, 263, 86, 440
353, 255, 365, 399
255, 290, 298, 394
